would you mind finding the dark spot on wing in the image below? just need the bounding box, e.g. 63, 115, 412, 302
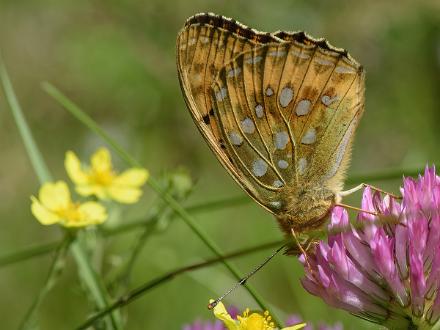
202, 114, 210, 125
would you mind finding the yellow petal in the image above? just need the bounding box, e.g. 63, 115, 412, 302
211, 300, 238, 330
39, 181, 71, 211
113, 168, 149, 187
30, 196, 61, 225
107, 186, 143, 204
283, 323, 307, 330
79, 202, 107, 223
65, 151, 89, 185
64, 202, 107, 227
91, 147, 112, 173
76, 185, 107, 199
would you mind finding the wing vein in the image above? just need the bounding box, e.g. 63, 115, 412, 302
214, 83, 281, 191
240, 49, 276, 166
297, 55, 340, 140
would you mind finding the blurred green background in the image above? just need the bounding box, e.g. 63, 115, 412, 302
0, 0, 439, 329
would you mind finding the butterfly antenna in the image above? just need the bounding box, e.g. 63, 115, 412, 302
207, 243, 287, 310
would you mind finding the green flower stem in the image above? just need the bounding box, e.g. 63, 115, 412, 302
112, 196, 172, 287
19, 235, 71, 330
0, 60, 120, 329
76, 238, 285, 330
0, 59, 52, 183
0, 241, 60, 267
42, 81, 279, 323
71, 235, 122, 329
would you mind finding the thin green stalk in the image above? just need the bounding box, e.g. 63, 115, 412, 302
0, 241, 60, 267
113, 200, 171, 287
19, 235, 71, 330
76, 238, 285, 330
0, 58, 52, 183
71, 236, 122, 329
42, 81, 278, 324
41, 82, 138, 167
0, 61, 120, 329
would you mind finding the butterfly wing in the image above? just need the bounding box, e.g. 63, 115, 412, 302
300, 55, 365, 193
177, 13, 364, 217
211, 41, 364, 213
176, 14, 284, 211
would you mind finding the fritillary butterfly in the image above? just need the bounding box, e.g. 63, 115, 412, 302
176, 13, 365, 234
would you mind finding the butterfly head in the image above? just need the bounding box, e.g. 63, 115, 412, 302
276, 184, 335, 234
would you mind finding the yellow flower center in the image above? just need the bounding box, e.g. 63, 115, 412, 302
90, 169, 115, 186
56, 202, 82, 223
239, 309, 275, 330
246, 314, 266, 329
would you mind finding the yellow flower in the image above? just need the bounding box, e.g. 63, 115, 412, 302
211, 300, 306, 330
65, 148, 149, 204
31, 181, 107, 227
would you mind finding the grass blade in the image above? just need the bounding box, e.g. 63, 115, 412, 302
0, 62, 120, 329
0, 58, 52, 182
41, 81, 139, 167
19, 237, 71, 330
0, 241, 60, 267
71, 236, 122, 329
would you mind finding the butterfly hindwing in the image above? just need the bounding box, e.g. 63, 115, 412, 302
305, 61, 365, 191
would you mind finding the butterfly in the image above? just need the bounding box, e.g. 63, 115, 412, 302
176, 13, 365, 235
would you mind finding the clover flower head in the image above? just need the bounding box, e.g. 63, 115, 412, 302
300, 166, 440, 329
65, 148, 148, 204
31, 181, 107, 227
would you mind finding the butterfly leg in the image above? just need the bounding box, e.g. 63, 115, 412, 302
334, 203, 403, 230
290, 228, 312, 269
334, 202, 379, 216
339, 183, 401, 199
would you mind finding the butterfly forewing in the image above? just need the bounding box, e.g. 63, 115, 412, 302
177, 14, 285, 210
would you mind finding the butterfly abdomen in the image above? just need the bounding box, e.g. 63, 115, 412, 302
276, 185, 335, 233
